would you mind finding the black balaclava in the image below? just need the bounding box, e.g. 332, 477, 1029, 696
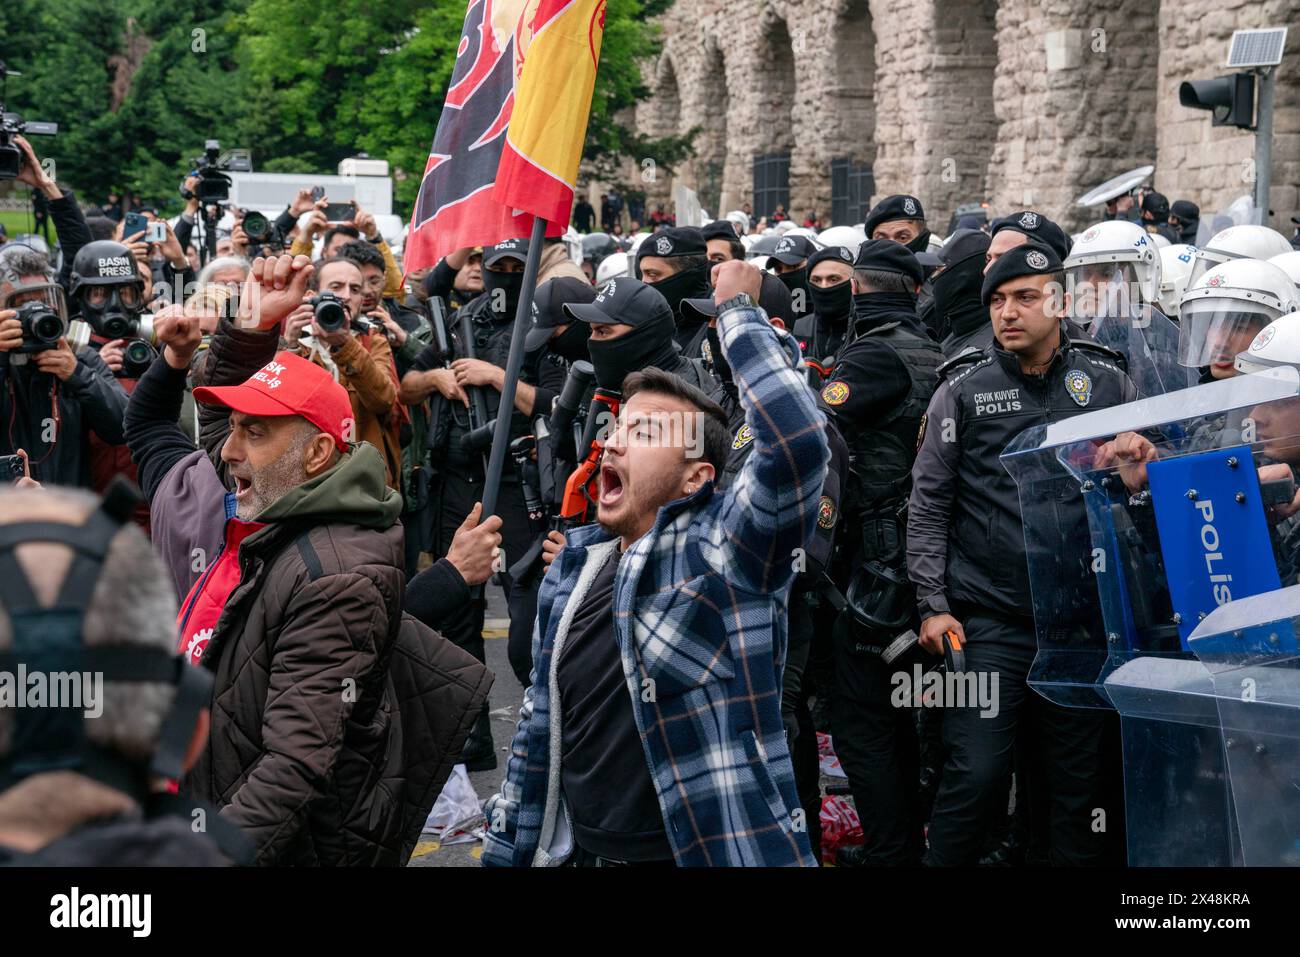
482, 267, 524, 322
904, 230, 932, 255
809, 280, 852, 326
586, 312, 680, 391
549, 322, 591, 363
932, 250, 989, 344
777, 267, 812, 318
647, 261, 711, 323
851, 290, 918, 336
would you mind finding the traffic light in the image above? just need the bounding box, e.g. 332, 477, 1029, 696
1179, 73, 1256, 129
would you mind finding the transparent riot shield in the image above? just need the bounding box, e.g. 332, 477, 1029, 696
1083, 306, 1199, 397
1002, 366, 1300, 864
1188, 589, 1300, 866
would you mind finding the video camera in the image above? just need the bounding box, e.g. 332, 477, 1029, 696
0, 62, 57, 181
180, 140, 252, 205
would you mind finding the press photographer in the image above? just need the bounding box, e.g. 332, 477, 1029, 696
283, 256, 402, 488
0, 246, 127, 487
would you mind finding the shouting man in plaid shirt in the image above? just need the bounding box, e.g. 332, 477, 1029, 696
483, 259, 829, 867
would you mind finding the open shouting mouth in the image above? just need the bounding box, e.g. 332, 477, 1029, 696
599, 462, 624, 507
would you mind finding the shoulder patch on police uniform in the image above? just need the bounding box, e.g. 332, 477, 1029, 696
1064, 369, 1092, 407
939, 348, 991, 387
817, 496, 837, 530
731, 423, 754, 450
822, 381, 851, 406
916, 412, 928, 451
1069, 337, 1124, 363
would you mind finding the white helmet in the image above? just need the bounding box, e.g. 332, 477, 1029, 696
782, 226, 821, 245
774, 220, 798, 235
595, 252, 629, 285
1235, 313, 1300, 376
1267, 251, 1300, 289
1064, 220, 1162, 312
725, 210, 751, 234
1149, 232, 1171, 249
1188, 224, 1292, 291
817, 225, 867, 258
562, 226, 583, 264
1157, 244, 1198, 318
927, 232, 945, 254
1178, 259, 1300, 374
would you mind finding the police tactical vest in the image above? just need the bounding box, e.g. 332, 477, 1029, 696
844, 322, 944, 509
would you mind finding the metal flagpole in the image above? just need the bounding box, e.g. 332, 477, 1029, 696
480, 214, 549, 523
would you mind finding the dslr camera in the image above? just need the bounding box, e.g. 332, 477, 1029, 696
309, 293, 350, 335
12, 300, 67, 353
240, 210, 284, 251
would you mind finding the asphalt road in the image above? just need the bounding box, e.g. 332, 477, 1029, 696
409, 582, 521, 867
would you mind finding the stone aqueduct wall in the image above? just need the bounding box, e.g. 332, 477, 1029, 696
623, 0, 1300, 234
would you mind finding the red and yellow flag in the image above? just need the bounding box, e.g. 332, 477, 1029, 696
492, 0, 607, 227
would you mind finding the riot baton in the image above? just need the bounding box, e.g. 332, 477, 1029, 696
480, 215, 548, 521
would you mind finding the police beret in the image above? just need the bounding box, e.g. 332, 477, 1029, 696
635, 226, 706, 262
863, 194, 926, 235
980, 242, 1063, 308
701, 220, 740, 242
989, 210, 1071, 262
854, 238, 924, 288
807, 245, 857, 273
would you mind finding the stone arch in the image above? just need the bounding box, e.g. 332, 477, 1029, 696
822, 0, 877, 224
636, 54, 683, 210
752, 13, 797, 220
924, 0, 997, 229
692, 40, 730, 217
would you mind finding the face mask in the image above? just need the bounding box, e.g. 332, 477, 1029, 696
548, 322, 591, 363
647, 264, 710, 321
482, 268, 524, 321
905, 230, 932, 254
808, 280, 852, 323
777, 267, 811, 317
586, 317, 678, 391
80, 285, 143, 339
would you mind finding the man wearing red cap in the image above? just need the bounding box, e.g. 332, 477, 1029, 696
122, 253, 494, 864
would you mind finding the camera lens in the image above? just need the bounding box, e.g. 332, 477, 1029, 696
124, 339, 152, 364
243, 211, 269, 242
32, 313, 63, 344
314, 296, 347, 334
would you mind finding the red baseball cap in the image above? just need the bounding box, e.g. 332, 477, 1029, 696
193, 351, 353, 452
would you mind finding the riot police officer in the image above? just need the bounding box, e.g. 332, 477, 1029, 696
398, 239, 536, 771
816, 240, 945, 867
984, 210, 1071, 274
907, 244, 1138, 865
930, 229, 992, 354
794, 245, 857, 388
768, 234, 818, 321
634, 226, 712, 357
701, 220, 745, 264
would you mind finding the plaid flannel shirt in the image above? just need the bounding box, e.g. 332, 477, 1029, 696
482, 300, 829, 867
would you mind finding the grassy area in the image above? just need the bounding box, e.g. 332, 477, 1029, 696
0, 208, 42, 239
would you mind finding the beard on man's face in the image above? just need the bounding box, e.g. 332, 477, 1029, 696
232, 445, 310, 520
596, 459, 683, 543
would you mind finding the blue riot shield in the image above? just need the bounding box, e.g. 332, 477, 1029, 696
1001, 366, 1300, 864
